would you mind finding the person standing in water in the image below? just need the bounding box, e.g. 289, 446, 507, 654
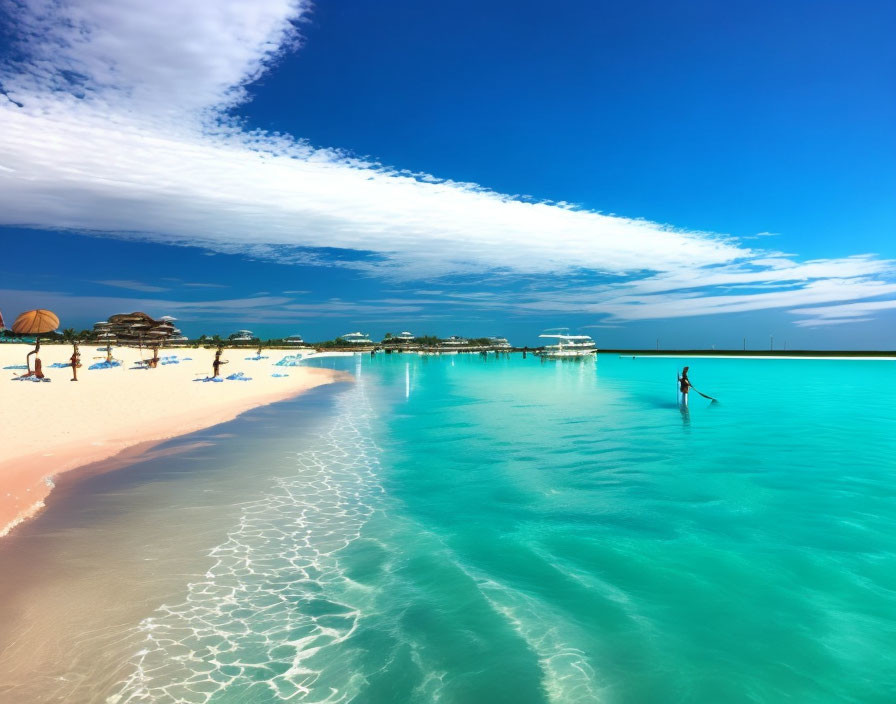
678, 366, 692, 405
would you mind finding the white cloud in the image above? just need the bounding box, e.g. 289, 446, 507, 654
1, 0, 894, 326
2, 0, 307, 117
95, 279, 169, 292
792, 317, 873, 328
0, 287, 423, 323
788, 299, 896, 328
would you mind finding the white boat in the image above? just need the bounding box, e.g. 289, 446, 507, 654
342, 332, 373, 345
229, 329, 254, 342
538, 329, 597, 358
488, 336, 512, 350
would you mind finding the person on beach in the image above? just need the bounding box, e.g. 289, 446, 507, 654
257, 345, 263, 357
70, 343, 81, 381
105, 346, 114, 365
26, 339, 40, 373
212, 347, 228, 377
678, 366, 691, 405
19, 356, 44, 379
148, 345, 160, 369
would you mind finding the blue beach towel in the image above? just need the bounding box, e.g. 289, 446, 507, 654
275, 355, 305, 367
194, 376, 224, 383
12, 376, 51, 382
245, 355, 270, 360
89, 360, 121, 370
49, 362, 72, 368
3, 364, 27, 370
271, 373, 289, 377
226, 372, 252, 381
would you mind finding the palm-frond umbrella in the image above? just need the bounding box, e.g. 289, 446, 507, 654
12, 309, 59, 335
12, 309, 59, 371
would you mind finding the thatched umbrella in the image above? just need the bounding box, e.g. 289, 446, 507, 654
12, 309, 59, 336
12, 309, 60, 372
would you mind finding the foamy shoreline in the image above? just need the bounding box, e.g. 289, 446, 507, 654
0, 343, 353, 537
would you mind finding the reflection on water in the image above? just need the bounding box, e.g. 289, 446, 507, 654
679, 401, 691, 427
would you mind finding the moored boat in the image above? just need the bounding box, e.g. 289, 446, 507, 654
537, 329, 597, 359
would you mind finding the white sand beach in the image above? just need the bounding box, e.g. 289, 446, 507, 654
0, 343, 351, 537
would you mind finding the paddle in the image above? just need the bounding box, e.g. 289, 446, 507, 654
690, 385, 719, 403
679, 369, 719, 403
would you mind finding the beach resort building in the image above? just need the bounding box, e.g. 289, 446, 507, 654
439, 335, 470, 352
284, 334, 305, 346
381, 331, 419, 352
94, 312, 177, 345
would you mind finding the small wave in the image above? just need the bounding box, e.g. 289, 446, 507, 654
108, 384, 384, 703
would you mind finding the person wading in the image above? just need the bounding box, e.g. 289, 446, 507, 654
678, 366, 692, 406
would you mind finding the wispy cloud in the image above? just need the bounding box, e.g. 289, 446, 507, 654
792, 317, 874, 328
789, 299, 896, 327
95, 279, 169, 293
0, 287, 424, 325
1, 0, 894, 328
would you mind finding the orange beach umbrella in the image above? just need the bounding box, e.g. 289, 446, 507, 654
12, 309, 60, 335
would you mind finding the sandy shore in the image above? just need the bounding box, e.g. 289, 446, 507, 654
0, 343, 352, 537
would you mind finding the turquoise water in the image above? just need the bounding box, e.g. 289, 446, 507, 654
2, 354, 896, 702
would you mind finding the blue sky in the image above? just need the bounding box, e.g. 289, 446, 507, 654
1, 0, 894, 347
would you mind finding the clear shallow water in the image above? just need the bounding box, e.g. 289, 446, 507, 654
1, 354, 895, 703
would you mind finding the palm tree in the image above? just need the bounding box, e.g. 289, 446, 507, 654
61, 327, 77, 343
